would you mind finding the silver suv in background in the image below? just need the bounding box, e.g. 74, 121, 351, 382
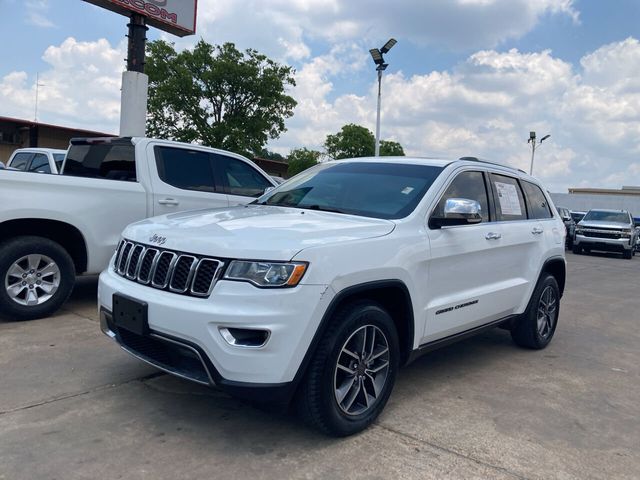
573, 209, 637, 259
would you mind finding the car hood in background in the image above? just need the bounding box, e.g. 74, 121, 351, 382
122, 205, 396, 260
578, 220, 631, 229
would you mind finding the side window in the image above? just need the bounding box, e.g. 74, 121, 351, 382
521, 181, 552, 219
64, 143, 136, 181
216, 155, 272, 198
433, 171, 490, 223
28, 154, 51, 173
10, 153, 32, 170
155, 147, 216, 192
489, 173, 527, 221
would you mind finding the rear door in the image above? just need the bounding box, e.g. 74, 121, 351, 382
424, 169, 507, 341
486, 172, 544, 313
148, 145, 230, 216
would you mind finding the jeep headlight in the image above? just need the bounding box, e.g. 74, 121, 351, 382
224, 261, 307, 287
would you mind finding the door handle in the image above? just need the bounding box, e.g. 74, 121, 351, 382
158, 198, 179, 206
531, 227, 544, 235
485, 232, 502, 240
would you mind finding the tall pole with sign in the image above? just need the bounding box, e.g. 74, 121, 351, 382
83, 0, 197, 137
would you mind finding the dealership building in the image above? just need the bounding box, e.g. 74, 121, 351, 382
0, 116, 112, 164
550, 187, 640, 216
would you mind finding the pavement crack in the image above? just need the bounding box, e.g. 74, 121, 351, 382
0, 372, 163, 416
374, 422, 533, 480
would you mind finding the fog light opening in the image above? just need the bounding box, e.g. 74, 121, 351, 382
219, 327, 270, 348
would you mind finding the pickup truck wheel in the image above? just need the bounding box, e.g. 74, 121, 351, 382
511, 275, 559, 350
0, 237, 75, 321
296, 301, 399, 437
572, 245, 581, 254
623, 249, 632, 259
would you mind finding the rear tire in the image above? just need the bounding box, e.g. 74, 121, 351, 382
0, 236, 75, 321
295, 300, 399, 436
511, 275, 560, 350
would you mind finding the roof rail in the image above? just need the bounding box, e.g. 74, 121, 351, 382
458, 156, 527, 175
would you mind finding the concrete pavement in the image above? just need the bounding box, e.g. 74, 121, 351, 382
1, 253, 638, 479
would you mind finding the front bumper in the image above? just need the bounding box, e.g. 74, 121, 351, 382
98, 266, 333, 397
574, 234, 632, 252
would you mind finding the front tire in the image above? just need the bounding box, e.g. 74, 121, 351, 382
511, 275, 560, 350
296, 301, 399, 436
0, 236, 75, 320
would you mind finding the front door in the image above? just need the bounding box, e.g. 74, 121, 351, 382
424, 170, 510, 342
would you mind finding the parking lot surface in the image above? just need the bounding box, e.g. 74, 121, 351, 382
1, 252, 638, 480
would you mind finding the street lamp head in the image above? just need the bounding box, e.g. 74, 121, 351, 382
540, 134, 551, 142
369, 48, 384, 65
380, 38, 397, 54
529, 131, 536, 142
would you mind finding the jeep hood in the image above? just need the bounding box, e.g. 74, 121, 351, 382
123, 205, 396, 260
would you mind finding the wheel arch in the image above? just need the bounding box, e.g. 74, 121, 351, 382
292, 280, 415, 395
540, 256, 566, 297
0, 219, 88, 274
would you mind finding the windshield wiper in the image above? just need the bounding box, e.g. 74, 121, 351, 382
301, 204, 346, 214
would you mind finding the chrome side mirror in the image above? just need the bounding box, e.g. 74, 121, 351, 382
430, 198, 482, 229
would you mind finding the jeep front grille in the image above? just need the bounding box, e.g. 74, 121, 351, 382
114, 240, 223, 297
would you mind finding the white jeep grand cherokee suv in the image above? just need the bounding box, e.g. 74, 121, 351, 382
99, 157, 566, 436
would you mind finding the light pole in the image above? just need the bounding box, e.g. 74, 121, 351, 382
528, 131, 550, 175
369, 38, 397, 156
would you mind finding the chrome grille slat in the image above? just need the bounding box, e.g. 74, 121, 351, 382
126, 245, 145, 279
137, 248, 158, 284
169, 255, 197, 293
115, 240, 222, 298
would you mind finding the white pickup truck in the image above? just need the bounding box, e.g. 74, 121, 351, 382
7, 148, 67, 174
0, 136, 276, 320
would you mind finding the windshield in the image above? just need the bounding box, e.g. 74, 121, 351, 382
582, 210, 630, 224
257, 161, 444, 219
53, 153, 66, 170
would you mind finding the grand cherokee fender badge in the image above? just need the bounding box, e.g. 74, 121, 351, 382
435, 299, 479, 316
149, 234, 167, 246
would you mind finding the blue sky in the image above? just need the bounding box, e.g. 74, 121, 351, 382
1, 0, 639, 191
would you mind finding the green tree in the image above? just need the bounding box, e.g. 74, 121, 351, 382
324, 124, 375, 159
287, 148, 320, 176
145, 40, 297, 158
380, 140, 405, 156
324, 124, 405, 159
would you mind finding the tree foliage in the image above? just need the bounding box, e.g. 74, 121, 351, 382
287, 148, 320, 176
324, 124, 405, 159
324, 124, 375, 159
145, 40, 297, 158
379, 140, 405, 156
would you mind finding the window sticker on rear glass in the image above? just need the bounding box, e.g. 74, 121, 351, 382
495, 182, 522, 216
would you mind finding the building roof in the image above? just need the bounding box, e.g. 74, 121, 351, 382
568, 187, 640, 196
0, 116, 114, 137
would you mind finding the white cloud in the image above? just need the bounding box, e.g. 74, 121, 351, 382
274, 39, 640, 192
0, 37, 124, 132
25, 0, 55, 28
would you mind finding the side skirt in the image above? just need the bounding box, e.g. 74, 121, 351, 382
406, 314, 518, 365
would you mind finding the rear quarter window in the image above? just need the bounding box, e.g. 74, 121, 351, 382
64, 142, 136, 181
521, 181, 553, 219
